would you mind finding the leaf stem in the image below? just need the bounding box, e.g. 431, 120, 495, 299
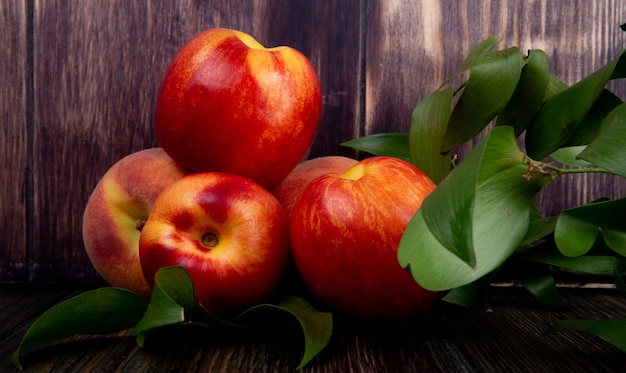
524, 156, 611, 176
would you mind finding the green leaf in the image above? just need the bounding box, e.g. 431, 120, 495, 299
235, 295, 333, 369
496, 49, 550, 137
441, 283, 479, 308
441, 47, 525, 151
409, 87, 454, 184
525, 252, 626, 276
439, 36, 501, 88
456, 36, 500, 73
418, 126, 527, 267
12, 288, 148, 369
340, 133, 410, 161
563, 89, 624, 147
545, 74, 569, 99
578, 103, 626, 177
133, 266, 195, 347
519, 273, 565, 309
399, 127, 553, 291
549, 146, 594, 167
554, 197, 626, 257
518, 211, 557, 248
614, 263, 626, 293
525, 50, 626, 159
547, 318, 626, 353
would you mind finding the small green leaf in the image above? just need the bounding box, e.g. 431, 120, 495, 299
133, 266, 195, 346
496, 49, 550, 137
578, 103, 626, 177
525, 252, 625, 276
340, 133, 410, 161
554, 212, 600, 257
549, 146, 594, 167
235, 295, 333, 369
520, 273, 565, 309
440, 36, 501, 88
554, 197, 626, 257
12, 288, 148, 370
441, 47, 525, 151
441, 283, 479, 308
409, 87, 454, 184
525, 50, 626, 159
547, 318, 626, 352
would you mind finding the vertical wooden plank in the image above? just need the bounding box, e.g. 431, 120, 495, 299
365, 0, 626, 216
0, 1, 28, 281
30, 1, 361, 282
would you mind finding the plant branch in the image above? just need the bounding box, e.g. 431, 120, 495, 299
523, 156, 612, 177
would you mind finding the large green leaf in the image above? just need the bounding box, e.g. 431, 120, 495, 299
400, 163, 550, 291
399, 127, 552, 290
340, 133, 410, 161
12, 288, 148, 369
525, 49, 626, 159
235, 295, 333, 369
134, 266, 195, 347
496, 49, 550, 137
578, 103, 626, 177
441, 47, 525, 151
554, 197, 626, 257
409, 87, 454, 184
547, 318, 626, 353
417, 126, 527, 267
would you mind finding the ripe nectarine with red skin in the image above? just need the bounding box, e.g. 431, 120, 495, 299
290, 156, 440, 321
139, 172, 291, 316
155, 28, 322, 188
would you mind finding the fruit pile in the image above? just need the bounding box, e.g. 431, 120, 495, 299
82, 27, 440, 322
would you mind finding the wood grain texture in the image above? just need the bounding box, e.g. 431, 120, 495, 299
3, 287, 625, 372
0, 0, 28, 281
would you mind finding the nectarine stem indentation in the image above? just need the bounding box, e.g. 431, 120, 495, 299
201, 232, 219, 248
135, 219, 146, 232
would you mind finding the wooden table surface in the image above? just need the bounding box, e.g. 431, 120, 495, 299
2, 285, 624, 372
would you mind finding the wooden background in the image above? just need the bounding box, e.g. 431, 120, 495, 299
2, 0, 626, 284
